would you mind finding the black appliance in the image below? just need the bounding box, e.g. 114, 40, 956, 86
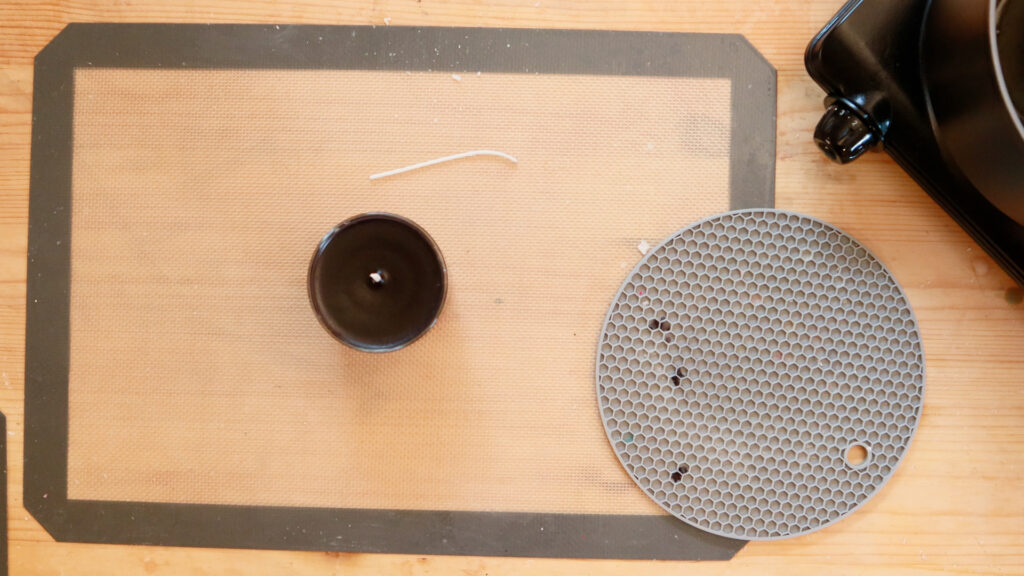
807, 0, 1024, 286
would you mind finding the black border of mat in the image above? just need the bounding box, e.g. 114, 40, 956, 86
25, 24, 774, 559
0, 412, 7, 576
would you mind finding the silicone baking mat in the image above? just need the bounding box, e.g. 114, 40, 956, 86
25, 24, 775, 558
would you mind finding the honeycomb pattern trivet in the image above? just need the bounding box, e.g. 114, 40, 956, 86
596, 209, 925, 540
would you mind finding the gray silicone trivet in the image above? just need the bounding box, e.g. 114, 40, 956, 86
596, 209, 925, 540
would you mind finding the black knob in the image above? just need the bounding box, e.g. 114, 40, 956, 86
814, 100, 882, 164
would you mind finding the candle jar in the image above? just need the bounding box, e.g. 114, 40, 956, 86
308, 213, 447, 352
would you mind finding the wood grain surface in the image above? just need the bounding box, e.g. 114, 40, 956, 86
1, 1, 1023, 575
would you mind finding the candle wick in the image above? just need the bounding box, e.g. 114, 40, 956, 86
369, 150, 518, 180
368, 270, 387, 289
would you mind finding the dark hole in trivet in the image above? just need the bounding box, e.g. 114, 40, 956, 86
670, 464, 690, 482
671, 463, 690, 481
649, 318, 660, 330
659, 320, 671, 331
670, 374, 681, 386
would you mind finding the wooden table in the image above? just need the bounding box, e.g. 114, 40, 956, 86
1, 1, 1022, 574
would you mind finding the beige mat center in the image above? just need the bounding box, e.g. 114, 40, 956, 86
67, 68, 731, 513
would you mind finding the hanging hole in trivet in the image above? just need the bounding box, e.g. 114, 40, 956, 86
844, 443, 871, 469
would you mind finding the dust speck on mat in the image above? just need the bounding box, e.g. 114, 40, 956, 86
637, 239, 651, 255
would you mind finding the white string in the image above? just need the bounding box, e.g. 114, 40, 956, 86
369, 150, 518, 180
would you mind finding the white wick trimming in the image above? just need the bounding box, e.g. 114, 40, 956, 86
369, 150, 518, 180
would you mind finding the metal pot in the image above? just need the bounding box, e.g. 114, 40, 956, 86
922, 0, 1024, 225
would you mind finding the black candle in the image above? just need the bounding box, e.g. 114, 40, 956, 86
308, 213, 447, 352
